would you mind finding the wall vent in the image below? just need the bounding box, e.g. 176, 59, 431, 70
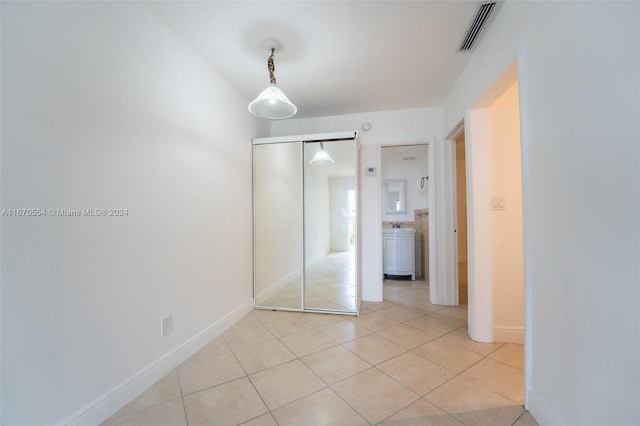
458, 2, 498, 52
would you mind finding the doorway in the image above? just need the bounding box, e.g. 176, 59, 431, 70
455, 133, 468, 305
449, 61, 524, 345
380, 144, 430, 284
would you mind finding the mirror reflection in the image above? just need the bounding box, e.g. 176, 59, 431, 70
304, 140, 356, 311
385, 179, 407, 214
253, 138, 357, 313
253, 142, 303, 309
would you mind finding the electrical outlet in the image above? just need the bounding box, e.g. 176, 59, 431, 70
161, 315, 173, 337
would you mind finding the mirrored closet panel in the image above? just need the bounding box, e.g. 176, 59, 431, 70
253, 142, 303, 309
253, 132, 359, 315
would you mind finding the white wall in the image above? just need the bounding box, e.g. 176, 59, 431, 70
444, 1, 640, 424
304, 146, 331, 262
329, 177, 355, 252
488, 82, 524, 343
271, 108, 442, 302
0, 2, 268, 424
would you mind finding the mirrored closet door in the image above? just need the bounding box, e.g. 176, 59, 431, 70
253, 142, 303, 310
253, 132, 359, 315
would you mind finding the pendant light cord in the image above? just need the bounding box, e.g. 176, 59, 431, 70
268, 48, 276, 84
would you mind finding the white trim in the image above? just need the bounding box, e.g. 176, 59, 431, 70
255, 250, 327, 306
255, 267, 303, 306
362, 144, 383, 302
442, 123, 465, 308
466, 108, 493, 343
528, 389, 562, 426
427, 140, 436, 295
493, 326, 524, 344
431, 137, 458, 306
58, 298, 254, 426
253, 131, 357, 145
355, 134, 362, 314
517, 43, 534, 410
447, 139, 458, 305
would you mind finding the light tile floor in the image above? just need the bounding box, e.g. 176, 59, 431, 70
104, 279, 537, 426
257, 251, 357, 312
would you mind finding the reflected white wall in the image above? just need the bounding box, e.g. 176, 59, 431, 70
329, 177, 356, 252
254, 143, 303, 304
304, 146, 331, 263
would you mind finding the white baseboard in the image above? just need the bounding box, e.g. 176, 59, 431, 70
255, 252, 327, 304
58, 298, 254, 426
493, 325, 524, 344
255, 268, 302, 303
527, 389, 561, 425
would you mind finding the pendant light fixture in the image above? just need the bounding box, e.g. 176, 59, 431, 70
310, 142, 334, 165
248, 40, 297, 120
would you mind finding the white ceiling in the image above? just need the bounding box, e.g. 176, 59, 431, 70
145, 1, 487, 119
382, 144, 429, 163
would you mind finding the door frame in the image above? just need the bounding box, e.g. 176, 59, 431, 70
378, 141, 435, 290
252, 131, 361, 315
444, 61, 528, 344
434, 124, 463, 306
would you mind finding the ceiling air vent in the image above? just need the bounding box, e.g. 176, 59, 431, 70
458, 1, 498, 52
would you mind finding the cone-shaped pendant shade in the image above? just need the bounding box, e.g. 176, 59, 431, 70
310, 145, 334, 165
248, 84, 297, 119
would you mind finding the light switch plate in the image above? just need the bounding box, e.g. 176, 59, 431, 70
492, 197, 506, 210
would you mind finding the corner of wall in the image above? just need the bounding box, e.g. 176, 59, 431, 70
527, 389, 562, 426
493, 326, 524, 344
59, 298, 253, 426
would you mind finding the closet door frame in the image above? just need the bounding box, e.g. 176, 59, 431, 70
252, 131, 360, 316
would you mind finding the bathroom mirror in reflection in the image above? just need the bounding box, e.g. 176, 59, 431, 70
384, 179, 407, 214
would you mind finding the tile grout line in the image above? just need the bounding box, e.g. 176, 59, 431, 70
256, 319, 372, 425
327, 367, 377, 426
107, 279, 529, 425
451, 338, 525, 405
304, 312, 414, 425
323, 309, 426, 425
283, 307, 516, 423
225, 334, 276, 425
175, 367, 189, 426
422, 344, 525, 408
511, 409, 529, 426
388, 314, 524, 422
252, 311, 374, 422
371, 319, 467, 424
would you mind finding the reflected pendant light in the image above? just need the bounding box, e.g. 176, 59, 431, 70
310, 142, 334, 165
248, 42, 297, 120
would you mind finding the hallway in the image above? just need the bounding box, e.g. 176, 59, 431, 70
105, 280, 534, 425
